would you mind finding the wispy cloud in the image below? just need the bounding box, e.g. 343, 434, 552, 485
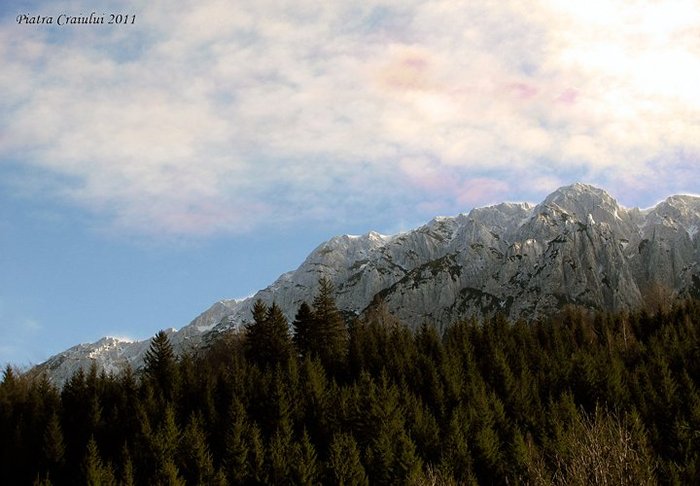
1, 0, 698, 236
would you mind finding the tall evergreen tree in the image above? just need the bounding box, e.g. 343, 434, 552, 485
245, 300, 293, 369
268, 426, 293, 484
311, 277, 348, 372
143, 330, 178, 401
223, 398, 249, 484
293, 302, 314, 357
82, 436, 116, 486
42, 412, 65, 478
293, 429, 320, 486
118, 443, 135, 486
179, 413, 215, 485
151, 404, 183, 485
328, 432, 368, 486
246, 422, 267, 484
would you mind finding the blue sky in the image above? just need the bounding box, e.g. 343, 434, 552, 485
2, 0, 699, 366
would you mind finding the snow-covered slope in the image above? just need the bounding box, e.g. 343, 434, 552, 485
34, 300, 241, 386
34, 184, 700, 386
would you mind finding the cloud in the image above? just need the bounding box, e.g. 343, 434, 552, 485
1, 0, 699, 236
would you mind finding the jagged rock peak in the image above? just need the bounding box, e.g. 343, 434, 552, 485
32, 183, 700, 387
543, 183, 620, 215
645, 194, 700, 237
658, 194, 700, 214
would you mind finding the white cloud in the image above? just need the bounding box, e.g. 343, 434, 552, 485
1, 0, 698, 236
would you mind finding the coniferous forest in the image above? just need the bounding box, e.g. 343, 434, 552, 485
2, 280, 700, 485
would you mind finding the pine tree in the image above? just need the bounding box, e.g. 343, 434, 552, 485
151, 404, 184, 485
143, 330, 178, 401
268, 426, 293, 484
82, 436, 116, 486
311, 277, 348, 373
394, 429, 423, 484
245, 300, 293, 369
293, 301, 315, 357
361, 372, 421, 483
328, 432, 368, 486
1, 364, 19, 394
405, 396, 441, 464
42, 412, 65, 478
178, 413, 215, 485
223, 398, 249, 483
293, 429, 320, 486
32, 473, 53, 486
267, 302, 294, 365
299, 356, 330, 449
156, 459, 186, 486
246, 422, 267, 484
440, 411, 476, 484
118, 443, 135, 486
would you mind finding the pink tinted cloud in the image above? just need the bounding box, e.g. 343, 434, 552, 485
556, 88, 579, 104
456, 178, 511, 207
3, 0, 699, 239
507, 82, 539, 100
399, 157, 512, 210
398, 157, 457, 193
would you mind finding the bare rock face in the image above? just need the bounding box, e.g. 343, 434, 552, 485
634, 196, 700, 292
35, 184, 700, 385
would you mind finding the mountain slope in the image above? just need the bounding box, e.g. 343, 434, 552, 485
34, 183, 700, 385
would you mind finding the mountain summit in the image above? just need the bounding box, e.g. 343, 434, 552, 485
35, 184, 700, 385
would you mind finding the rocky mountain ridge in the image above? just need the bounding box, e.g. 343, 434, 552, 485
35, 183, 700, 385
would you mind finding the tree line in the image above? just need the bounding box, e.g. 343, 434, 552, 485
1, 278, 699, 484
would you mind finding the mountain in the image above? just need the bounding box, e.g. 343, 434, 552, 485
34, 183, 700, 385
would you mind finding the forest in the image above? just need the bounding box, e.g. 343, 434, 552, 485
1, 279, 699, 485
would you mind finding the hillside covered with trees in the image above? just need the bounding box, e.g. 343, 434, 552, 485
2, 280, 699, 484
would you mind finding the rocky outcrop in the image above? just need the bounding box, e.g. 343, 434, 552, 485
35, 183, 700, 385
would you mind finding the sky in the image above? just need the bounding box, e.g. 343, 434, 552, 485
1, 0, 699, 367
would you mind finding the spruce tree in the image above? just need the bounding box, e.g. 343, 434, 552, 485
42, 412, 65, 478
118, 443, 135, 486
311, 277, 348, 373
82, 436, 116, 486
223, 398, 249, 483
245, 300, 293, 369
268, 427, 293, 484
143, 330, 178, 401
299, 356, 330, 449
156, 459, 185, 486
293, 302, 314, 357
293, 429, 320, 485
246, 422, 267, 484
179, 413, 215, 485
328, 432, 368, 486
151, 404, 183, 484
441, 412, 476, 484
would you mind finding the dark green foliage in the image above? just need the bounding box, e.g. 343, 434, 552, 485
245, 300, 293, 369
2, 299, 700, 484
268, 426, 293, 484
328, 432, 368, 486
292, 429, 320, 485
293, 278, 348, 374
246, 422, 267, 484
82, 436, 116, 485
117, 443, 135, 486
293, 301, 314, 357
178, 413, 215, 485
223, 398, 249, 483
42, 412, 65, 476
143, 330, 178, 401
